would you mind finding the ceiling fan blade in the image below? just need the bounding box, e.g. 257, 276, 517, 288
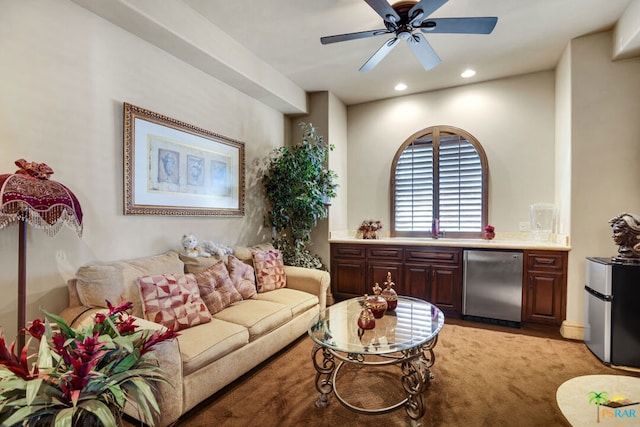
408, 0, 448, 26
407, 33, 441, 71
364, 0, 401, 29
359, 37, 400, 72
321, 29, 391, 45
418, 17, 498, 34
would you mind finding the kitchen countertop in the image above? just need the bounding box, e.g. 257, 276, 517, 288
329, 233, 571, 251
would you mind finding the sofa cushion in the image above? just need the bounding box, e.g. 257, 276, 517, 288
177, 318, 249, 376
256, 288, 319, 317
76, 251, 184, 317
193, 261, 243, 314
252, 249, 286, 293
232, 243, 274, 267
137, 273, 211, 331
227, 255, 257, 300
180, 253, 225, 274
213, 299, 291, 340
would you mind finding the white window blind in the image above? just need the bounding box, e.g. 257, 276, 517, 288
438, 136, 482, 232
393, 130, 484, 235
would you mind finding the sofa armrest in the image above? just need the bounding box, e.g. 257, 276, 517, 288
283, 266, 330, 311
128, 318, 183, 427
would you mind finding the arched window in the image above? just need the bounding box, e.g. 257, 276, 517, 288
390, 125, 488, 238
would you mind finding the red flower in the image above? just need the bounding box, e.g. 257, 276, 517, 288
27, 319, 45, 340
141, 329, 179, 355
484, 225, 495, 233
106, 300, 134, 316
0, 334, 34, 380
116, 316, 138, 335
94, 313, 106, 324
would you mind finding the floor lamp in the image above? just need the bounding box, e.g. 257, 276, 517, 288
0, 159, 83, 351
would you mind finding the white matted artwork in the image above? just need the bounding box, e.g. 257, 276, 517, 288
123, 103, 245, 216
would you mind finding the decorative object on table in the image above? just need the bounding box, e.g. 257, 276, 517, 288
357, 295, 376, 329
261, 122, 337, 269
609, 212, 640, 262
123, 102, 245, 217
0, 159, 83, 351
367, 283, 388, 318
358, 219, 383, 239
0, 300, 177, 426
484, 224, 495, 240
381, 271, 398, 310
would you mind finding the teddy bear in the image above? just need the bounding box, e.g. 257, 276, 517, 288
181, 234, 211, 258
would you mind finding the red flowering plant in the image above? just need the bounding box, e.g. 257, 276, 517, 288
0, 301, 177, 426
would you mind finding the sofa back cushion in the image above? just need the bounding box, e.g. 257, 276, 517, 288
137, 273, 211, 331
227, 255, 257, 299
252, 249, 287, 293
75, 251, 184, 317
193, 260, 243, 314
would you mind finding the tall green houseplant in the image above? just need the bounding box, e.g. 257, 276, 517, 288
262, 122, 337, 269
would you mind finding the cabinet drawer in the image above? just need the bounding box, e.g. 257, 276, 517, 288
405, 247, 461, 265
525, 251, 566, 271
366, 246, 403, 260
331, 244, 365, 258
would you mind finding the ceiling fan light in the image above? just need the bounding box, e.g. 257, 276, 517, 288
395, 83, 408, 91
461, 69, 476, 78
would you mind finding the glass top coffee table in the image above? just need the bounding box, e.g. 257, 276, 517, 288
308, 296, 444, 426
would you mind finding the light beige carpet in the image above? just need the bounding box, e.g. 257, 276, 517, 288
557, 375, 640, 426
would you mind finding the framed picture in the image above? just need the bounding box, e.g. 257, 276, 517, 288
123, 102, 245, 216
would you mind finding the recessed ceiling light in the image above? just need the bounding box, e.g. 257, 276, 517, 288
461, 69, 476, 78
394, 83, 407, 91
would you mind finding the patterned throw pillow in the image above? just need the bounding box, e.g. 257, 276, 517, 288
252, 249, 286, 293
227, 255, 257, 299
137, 273, 211, 331
193, 260, 243, 314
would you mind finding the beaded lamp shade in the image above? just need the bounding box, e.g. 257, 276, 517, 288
0, 159, 83, 350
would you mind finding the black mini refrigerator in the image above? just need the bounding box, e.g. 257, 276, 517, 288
584, 257, 640, 367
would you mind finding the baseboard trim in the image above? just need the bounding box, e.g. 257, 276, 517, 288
560, 320, 584, 340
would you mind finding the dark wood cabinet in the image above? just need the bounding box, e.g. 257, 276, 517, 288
331, 243, 568, 326
331, 243, 463, 316
522, 250, 568, 325
430, 265, 462, 313
367, 246, 404, 295
330, 244, 366, 299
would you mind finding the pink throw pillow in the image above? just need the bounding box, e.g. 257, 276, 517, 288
137, 273, 211, 331
252, 249, 286, 293
193, 260, 243, 314
227, 255, 257, 299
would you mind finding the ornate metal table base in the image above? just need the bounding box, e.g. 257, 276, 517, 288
312, 336, 437, 426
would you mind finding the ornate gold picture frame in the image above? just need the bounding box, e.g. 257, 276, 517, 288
123, 102, 245, 216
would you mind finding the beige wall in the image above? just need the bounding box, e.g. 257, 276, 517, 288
346, 71, 556, 234
0, 1, 287, 339
555, 44, 572, 238
566, 31, 640, 325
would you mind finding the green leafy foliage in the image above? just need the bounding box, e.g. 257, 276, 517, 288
262, 122, 338, 269
0, 301, 177, 426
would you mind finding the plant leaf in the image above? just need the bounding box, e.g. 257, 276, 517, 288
25, 378, 43, 405
78, 399, 117, 426
53, 407, 75, 427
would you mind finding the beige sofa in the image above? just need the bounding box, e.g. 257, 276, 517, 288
59, 248, 330, 427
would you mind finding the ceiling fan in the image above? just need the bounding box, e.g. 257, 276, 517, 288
320, 0, 498, 72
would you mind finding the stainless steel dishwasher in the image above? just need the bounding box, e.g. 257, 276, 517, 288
462, 249, 524, 324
